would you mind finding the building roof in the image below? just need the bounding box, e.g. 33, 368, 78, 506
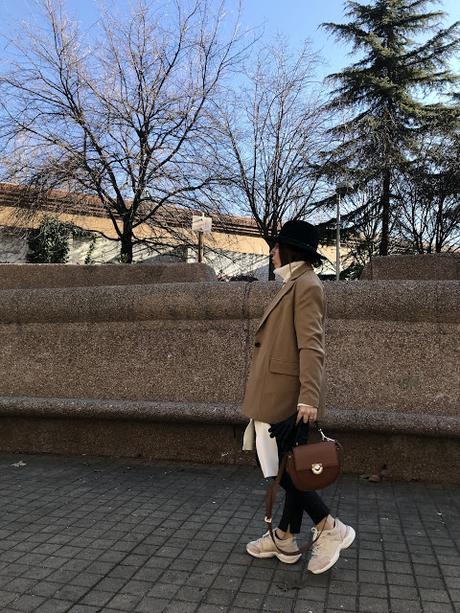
0, 183, 263, 238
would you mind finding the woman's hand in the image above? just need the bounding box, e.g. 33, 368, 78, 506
268, 414, 297, 450
296, 404, 318, 424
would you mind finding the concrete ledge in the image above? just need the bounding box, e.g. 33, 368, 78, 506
0, 397, 243, 424
0, 282, 249, 323
0, 280, 458, 324
322, 280, 458, 323
1, 397, 458, 438
361, 253, 460, 280
321, 408, 460, 438
250, 279, 459, 323
0, 262, 216, 289
0, 412, 458, 483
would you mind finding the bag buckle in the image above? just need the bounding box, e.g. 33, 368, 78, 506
312, 463, 323, 475
264, 516, 272, 524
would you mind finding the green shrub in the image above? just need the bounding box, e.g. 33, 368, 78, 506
27, 216, 72, 263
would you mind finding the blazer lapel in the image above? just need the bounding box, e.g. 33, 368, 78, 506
256, 282, 294, 333
256, 263, 312, 333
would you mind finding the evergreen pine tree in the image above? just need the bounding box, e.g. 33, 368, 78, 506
322, 0, 459, 255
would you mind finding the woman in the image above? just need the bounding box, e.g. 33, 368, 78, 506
242, 219, 355, 574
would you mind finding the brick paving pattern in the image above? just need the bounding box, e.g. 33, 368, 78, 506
0, 454, 459, 612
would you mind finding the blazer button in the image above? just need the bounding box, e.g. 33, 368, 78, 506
254, 341, 261, 347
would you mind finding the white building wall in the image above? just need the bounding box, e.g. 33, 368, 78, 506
0, 230, 29, 263
0, 231, 270, 279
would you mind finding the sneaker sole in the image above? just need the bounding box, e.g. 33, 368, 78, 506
308, 526, 356, 575
246, 546, 301, 564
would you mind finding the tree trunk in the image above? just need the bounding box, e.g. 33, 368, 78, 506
435, 197, 444, 253
120, 220, 134, 263
267, 237, 276, 280
268, 257, 275, 280
379, 170, 391, 256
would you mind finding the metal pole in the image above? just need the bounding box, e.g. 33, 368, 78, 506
198, 231, 204, 263
336, 193, 341, 281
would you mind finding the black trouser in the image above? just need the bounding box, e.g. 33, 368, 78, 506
273, 420, 330, 534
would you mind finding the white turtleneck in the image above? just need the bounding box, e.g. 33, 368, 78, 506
273, 260, 306, 283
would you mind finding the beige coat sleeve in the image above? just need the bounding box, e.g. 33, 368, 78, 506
294, 282, 325, 408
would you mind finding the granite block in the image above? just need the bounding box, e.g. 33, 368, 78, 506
0, 263, 216, 290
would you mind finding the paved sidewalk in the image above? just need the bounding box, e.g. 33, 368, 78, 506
0, 454, 459, 613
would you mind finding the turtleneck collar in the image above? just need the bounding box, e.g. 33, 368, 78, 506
274, 261, 308, 283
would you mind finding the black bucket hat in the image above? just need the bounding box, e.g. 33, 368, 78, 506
276, 220, 326, 260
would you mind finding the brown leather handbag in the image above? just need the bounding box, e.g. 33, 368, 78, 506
286, 427, 343, 491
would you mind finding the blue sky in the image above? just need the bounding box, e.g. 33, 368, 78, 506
1, 0, 459, 83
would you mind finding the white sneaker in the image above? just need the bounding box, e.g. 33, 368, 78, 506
307, 518, 356, 574
246, 530, 302, 564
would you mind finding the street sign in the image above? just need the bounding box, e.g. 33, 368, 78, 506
192, 214, 212, 233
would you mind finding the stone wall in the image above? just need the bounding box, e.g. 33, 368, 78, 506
361, 253, 460, 280
0, 262, 216, 288
0, 279, 458, 481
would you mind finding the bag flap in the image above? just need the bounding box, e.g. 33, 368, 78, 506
291, 441, 339, 471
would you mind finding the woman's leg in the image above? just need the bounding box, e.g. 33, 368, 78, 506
277, 473, 303, 534
277, 471, 330, 535
272, 418, 305, 536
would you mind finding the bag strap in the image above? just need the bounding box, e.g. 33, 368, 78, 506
264, 421, 343, 557
308, 421, 345, 478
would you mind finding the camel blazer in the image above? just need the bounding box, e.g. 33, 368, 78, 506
241, 263, 326, 424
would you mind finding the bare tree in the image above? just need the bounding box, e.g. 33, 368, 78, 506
213, 40, 329, 278
394, 132, 460, 253
0, 0, 248, 262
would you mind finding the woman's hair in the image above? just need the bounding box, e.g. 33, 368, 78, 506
278, 242, 323, 269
